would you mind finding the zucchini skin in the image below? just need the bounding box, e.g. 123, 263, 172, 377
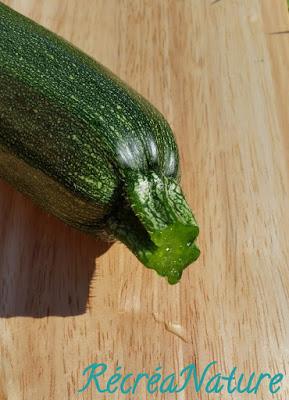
0, 3, 200, 283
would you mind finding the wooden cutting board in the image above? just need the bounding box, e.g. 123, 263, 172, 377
0, 1, 289, 399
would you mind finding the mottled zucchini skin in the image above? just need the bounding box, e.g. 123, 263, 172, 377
0, 3, 199, 283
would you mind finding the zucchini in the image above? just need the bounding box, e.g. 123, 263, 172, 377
0, 3, 199, 284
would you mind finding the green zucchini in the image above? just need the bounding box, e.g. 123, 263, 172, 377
0, 3, 199, 284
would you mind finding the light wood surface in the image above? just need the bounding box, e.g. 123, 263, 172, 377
0, 0, 289, 399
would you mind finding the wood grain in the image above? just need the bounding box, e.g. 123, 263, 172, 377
0, 0, 289, 398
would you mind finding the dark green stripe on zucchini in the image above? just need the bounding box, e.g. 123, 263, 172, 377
0, 2, 199, 284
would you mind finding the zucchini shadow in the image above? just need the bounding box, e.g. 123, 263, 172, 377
0, 179, 112, 317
